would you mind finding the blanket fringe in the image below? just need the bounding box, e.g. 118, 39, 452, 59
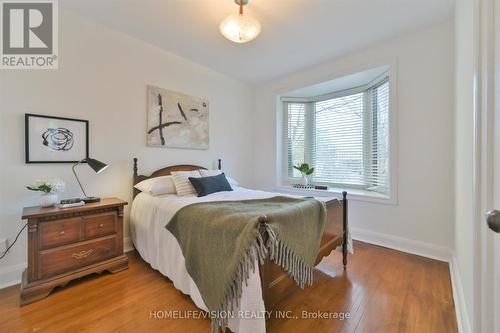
211, 222, 314, 332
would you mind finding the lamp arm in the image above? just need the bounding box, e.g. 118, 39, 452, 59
72, 159, 89, 198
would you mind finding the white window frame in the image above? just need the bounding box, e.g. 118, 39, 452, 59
277, 67, 398, 205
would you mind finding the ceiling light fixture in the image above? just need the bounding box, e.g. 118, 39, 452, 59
220, 0, 261, 43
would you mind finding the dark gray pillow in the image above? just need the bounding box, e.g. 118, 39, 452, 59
188, 173, 233, 197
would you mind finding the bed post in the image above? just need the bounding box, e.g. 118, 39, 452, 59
133, 158, 139, 199
342, 191, 348, 270
218, 159, 222, 170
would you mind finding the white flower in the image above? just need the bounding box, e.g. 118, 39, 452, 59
50, 179, 65, 193
28, 179, 66, 193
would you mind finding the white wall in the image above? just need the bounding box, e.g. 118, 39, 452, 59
0, 9, 255, 287
253, 21, 455, 256
0, 8, 461, 310
454, 0, 477, 330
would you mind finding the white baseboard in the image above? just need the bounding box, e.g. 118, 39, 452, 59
351, 227, 469, 333
0, 262, 26, 289
449, 254, 472, 333
350, 227, 452, 262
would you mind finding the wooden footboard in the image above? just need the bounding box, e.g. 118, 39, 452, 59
132, 158, 348, 313
258, 193, 348, 310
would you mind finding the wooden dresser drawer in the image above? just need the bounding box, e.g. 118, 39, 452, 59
21, 198, 128, 306
40, 218, 82, 250
39, 236, 118, 279
84, 212, 116, 239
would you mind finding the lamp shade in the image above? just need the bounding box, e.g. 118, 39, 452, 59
219, 13, 261, 43
86, 158, 108, 174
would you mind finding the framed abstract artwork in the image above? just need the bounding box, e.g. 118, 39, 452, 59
147, 85, 209, 149
25, 114, 89, 163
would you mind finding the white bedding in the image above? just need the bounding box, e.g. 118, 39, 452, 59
130, 186, 345, 333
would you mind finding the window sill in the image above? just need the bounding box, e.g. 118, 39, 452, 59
273, 185, 397, 205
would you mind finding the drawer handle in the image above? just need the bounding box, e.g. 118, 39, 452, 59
99, 224, 104, 228
72, 249, 94, 259
59, 231, 65, 236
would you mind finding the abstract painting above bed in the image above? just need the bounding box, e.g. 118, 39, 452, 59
147, 85, 209, 149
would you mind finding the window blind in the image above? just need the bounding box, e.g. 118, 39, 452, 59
284, 75, 390, 195
368, 80, 390, 193
286, 102, 306, 178
313, 93, 365, 186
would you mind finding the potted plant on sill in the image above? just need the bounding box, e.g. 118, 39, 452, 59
293, 163, 314, 186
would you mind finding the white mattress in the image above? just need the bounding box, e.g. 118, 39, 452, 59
129, 186, 342, 333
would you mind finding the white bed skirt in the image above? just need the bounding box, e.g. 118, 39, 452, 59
130, 188, 277, 333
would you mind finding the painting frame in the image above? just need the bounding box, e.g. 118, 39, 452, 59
147, 85, 209, 150
25, 113, 89, 164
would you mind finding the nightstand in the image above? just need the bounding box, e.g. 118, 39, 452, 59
20, 198, 129, 306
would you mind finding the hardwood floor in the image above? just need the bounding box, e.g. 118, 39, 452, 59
0, 241, 458, 333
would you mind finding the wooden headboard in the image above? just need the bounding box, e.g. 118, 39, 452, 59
132, 158, 221, 198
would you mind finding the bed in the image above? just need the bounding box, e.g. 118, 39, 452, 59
130, 158, 349, 333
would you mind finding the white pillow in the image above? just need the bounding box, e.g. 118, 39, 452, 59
134, 176, 176, 195
171, 170, 201, 196
199, 169, 239, 186
199, 169, 222, 177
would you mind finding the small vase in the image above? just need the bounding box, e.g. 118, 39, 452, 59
300, 174, 309, 186
39, 193, 58, 208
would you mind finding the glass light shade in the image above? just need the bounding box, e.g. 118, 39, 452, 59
219, 13, 261, 43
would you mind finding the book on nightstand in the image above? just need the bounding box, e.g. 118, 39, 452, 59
60, 201, 85, 208
60, 198, 85, 208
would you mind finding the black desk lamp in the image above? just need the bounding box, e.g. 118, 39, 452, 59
72, 158, 108, 203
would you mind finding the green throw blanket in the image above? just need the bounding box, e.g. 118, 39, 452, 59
165, 196, 326, 332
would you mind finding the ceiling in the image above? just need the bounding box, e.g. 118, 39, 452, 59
60, 0, 454, 84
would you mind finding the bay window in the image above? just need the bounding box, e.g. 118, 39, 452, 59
283, 74, 391, 196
